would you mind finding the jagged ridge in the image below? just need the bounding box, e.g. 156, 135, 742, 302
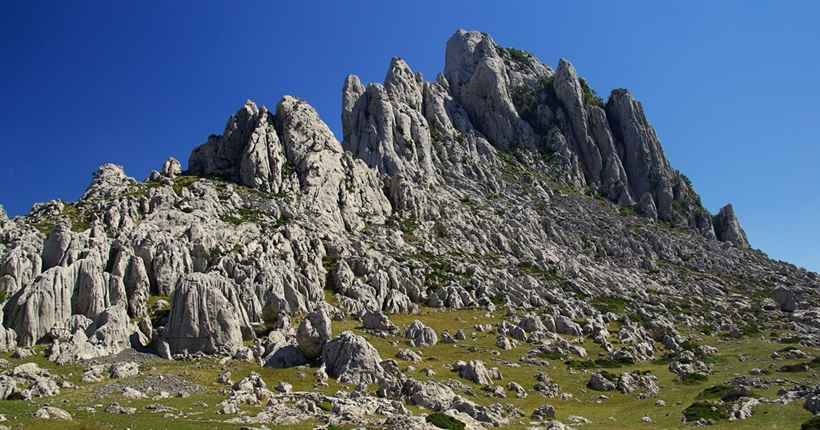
0, 29, 816, 366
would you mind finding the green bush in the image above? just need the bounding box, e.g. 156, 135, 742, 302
683, 401, 729, 422
679, 373, 709, 385
434, 222, 448, 238
696, 385, 735, 400
426, 412, 466, 430
507, 47, 527, 62
261, 305, 279, 326
317, 401, 332, 412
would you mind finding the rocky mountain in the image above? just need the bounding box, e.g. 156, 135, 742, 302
0, 30, 818, 429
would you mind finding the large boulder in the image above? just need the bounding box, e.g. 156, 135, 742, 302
772, 286, 798, 312
587, 372, 617, 391
362, 310, 397, 332
405, 320, 438, 347
159, 272, 253, 357
320, 330, 386, 384
296, 307, 332, 359
453, 360, 503, 385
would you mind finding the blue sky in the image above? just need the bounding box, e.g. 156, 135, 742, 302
1, 1, 818, 272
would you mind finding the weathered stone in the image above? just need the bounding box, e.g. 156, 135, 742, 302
321, 330, 386, 384
160, 272, 253, 357
296, 307, 332, 359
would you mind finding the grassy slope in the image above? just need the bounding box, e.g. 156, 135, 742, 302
2, 308, 817, 429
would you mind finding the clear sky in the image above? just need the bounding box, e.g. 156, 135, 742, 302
1, 1, 818, 272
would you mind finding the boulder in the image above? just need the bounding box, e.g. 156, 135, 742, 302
531, 404, 555, 420
31, 406, 72, 420
587, 372, 617, 391
773, 286, 798, 312
159, 272, 253, 357
362, 310, 397, 332
405, 320, 438, 347
713, 204, 750, 248
321, 330, 386, 384
454, 360, 503, 385
296, 307, 332, 359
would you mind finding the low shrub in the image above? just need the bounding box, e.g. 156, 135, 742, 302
679, 373, 708, 385
426, 412, 466, 430
683, 401, 729, 422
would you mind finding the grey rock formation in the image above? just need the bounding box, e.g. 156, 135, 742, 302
444, 30, 543, 152
587, 372, 617, 391
47, 306, 137, 364
296, 307, 332, 359
531, 404, 555, 420
161, 157, 182, 179
405, 320, 438, 347
713, 204, 750, 248
453, 360, 503, 385
5, 248, 125, 346
159, 272, 253, 357
773, 286, 798, 312
363, 309, 397, 332
321, 330, 386, 384
31, 406, 72, 420
0, 33, 815, 425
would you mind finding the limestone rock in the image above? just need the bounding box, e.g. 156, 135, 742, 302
296, 307, 332, 359
713, 204, 750, 248
773, 286, 798, 312
405, 320, 438, 347
161, 157, 182, 179
81, 164, 137, 201
31, 406, 72, 420
444, 30, 541, 151
531, 404, 555, 420
159, 272, 253, 357
587, 372, 617, 391
321, 330, 386, 384
47, 306, 137, 364
6, 249, 125, 347
453, 360, 503, 385
363, 309, 397, 332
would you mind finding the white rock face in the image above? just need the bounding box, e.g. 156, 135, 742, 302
0, 28, 814, 377
159, 272, 253, 357
444, 30, 542, 152
5, 248, 124, 346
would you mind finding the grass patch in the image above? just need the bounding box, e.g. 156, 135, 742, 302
590, 296, 630, 314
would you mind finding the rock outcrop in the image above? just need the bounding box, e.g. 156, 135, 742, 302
713, 204, 750, 248
296, 307, 332, 359
159, 272, 253, 358
321, 330, 386, 384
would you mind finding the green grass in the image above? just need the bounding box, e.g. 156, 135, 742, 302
1, 308, 817, 430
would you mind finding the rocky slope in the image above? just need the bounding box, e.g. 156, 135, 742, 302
0, 29, 818, 429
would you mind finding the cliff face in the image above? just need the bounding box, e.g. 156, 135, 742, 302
0, 29, 817, 365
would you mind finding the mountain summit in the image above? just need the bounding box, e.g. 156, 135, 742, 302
0, 30, 817, 428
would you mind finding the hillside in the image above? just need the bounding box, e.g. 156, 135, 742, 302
0, 29, 818, 430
